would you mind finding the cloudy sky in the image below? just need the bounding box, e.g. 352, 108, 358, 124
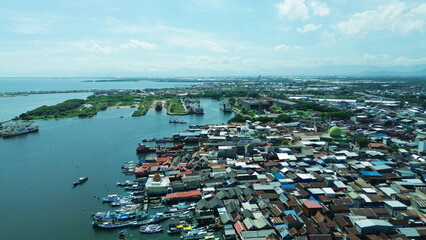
1, 0, 426, 76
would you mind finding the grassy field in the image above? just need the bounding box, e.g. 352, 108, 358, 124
132, 98, 155, 116
167, 98, 187, 115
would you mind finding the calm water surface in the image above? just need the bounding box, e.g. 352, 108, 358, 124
0, 98, 233, 240
0, 77, 201, 93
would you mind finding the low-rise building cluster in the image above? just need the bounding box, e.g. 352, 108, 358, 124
132, 115, 426, 239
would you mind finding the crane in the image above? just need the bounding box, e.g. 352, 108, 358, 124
257, 74, 262, 114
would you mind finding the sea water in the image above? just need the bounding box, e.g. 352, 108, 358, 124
0, 98, 233, 240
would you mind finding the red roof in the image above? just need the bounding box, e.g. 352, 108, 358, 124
157, 156, 172, 163
303, 200, 323, 209
134, 167, 147, 173
234, 221, 247, 234
165, 190, 201, 200
141, 163, 154, 168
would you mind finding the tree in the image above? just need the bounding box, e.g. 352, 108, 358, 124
387, 144, 399, 153
274, 114, 292, 123
248, 92, 259, 98
281, 139, 290, 146
270, 105, 283, 113
227, 114, 247, 123
356, 137, 369, 148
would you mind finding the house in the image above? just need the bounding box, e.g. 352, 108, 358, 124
354, 219, 393, 235
302, 200, 323, 216
145, 173, 170, 195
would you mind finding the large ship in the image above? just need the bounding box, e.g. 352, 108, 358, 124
2, 121, 39, 138
155, 102, 162, 111
193, 104, 204, 114
220, 101, 232, 112
137, 143, 185, 153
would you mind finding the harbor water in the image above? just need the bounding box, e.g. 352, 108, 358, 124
0, 98, 233, 240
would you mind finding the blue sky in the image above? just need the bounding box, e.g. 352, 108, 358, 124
1, 0, 426, 76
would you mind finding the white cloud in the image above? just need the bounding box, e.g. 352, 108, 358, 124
320, 31, 336, 42
275, 44, 303, 51
9, 18, 49, 34
203, 40, 228, 53
120, 39, 156, 50
309, 1, 330, 16
275, 0, 330, 20
297, 23, 321, 33
77, 41, 117, 54
77, 39, 156, 54
336, 1, 426, 37
276, 0, 309, 20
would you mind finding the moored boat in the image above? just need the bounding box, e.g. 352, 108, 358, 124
155, 102, 163, 111
2, 123, 39, 138
139, 214, 164, 225
169, 119, 187, 124
139, 224, 163, 233
102, 194, 119, 203
96, 221, 132, 229
220, 101, 232, 112
118, 230, 125, 240
156, 143, 185, 154
136, 143, 156, 153
72, 177, 88, 187
181, 227, 213, 240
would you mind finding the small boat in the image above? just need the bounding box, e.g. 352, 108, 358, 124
118, 230, 125, 240
96, 221, 132, 229
169, 119, 187, 124
136, 143, 156, 153
140, 224, 163, 234
117, 180, 134, 187
125, 184, 143, 191
181, 227, 213, 240
139, 214, 164, 225
151, 204, 165, 209
155, 137, 173, 143
72, 177, 88, 187
102, 194, 119, 203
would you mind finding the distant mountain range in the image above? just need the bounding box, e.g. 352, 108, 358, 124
354, 68, 426, 77
5, 64, 426, 78
264, 64, 426, 77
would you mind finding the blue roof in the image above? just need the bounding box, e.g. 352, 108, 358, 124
281, 184, 295, 189
275, 225, 292, 238
308, 196, 321, 204
179, 132, 200, 137
274, 172, 285, 180
284, 210, 297, 216
372, 133, 387, 137
371, 161, 392, 166
359, 171, 382, 177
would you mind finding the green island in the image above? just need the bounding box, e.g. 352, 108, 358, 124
132, 96, 156, 116
18, 93, 141, 120
166, 97, 187, 115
